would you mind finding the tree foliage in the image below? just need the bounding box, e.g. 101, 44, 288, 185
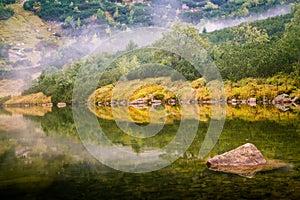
0, 2, 14, 20
209, 4, 300, 81
282, 3, 300, 66
202, 13, 293, 44
23, 0, 153, 29
22, 4, 300, 102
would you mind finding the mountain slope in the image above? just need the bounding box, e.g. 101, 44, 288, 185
0, 2, 62, 97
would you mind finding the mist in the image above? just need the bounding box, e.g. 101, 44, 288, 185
197, 4, 292, 32
0, 1, 295, 97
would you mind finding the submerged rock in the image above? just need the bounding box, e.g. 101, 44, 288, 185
207, 143, 266, 168
206, 143, 291, 178
208, 160, 291, 178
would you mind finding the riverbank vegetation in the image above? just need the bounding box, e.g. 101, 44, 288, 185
225, 73, 300, 100
3, 92, 51, 105
5, 70, 299, 105
88, 73, 300, 104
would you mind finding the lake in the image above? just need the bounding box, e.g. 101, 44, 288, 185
0, 104, 300, 199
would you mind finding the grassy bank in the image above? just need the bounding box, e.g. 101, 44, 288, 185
4, 72, 299, 106
3, 92, 51, 105
89, 73, 300, 104
225, 73, 300, 101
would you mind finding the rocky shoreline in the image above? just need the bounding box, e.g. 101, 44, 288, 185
92, 93, 299, 109
2, 93, 299, 110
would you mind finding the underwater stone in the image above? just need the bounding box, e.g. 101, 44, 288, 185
206, 143, 266, 167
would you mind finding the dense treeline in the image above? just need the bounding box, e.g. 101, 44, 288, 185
208, 3, 300, 81
0, 0, 297, 26
22, 3, 300, 103
22, 62, 84, 103
22, 0, 300, 29
23, 0, 153, 28
202, 13, 293, 44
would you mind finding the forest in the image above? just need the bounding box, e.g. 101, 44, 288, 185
23, 0, 153, 28
19, 3, 300, 104
1, 1, 299, 75
21, 0, 300, 28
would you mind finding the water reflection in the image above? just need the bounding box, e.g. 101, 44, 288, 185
0, 107, 109, 195
2, 106, 52, 116
0, 104, 299, 198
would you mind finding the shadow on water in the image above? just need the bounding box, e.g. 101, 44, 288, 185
0, 104, 299, 199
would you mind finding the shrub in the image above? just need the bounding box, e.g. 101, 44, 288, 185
0, 5, 14, 20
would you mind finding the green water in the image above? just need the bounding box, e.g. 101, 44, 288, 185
0, 105, 300, 199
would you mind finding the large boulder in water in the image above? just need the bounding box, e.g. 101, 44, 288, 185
206, 143, 291, 178
207, 143, 266, 167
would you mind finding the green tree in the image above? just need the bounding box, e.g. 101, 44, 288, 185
113, 7, 119, 18
77, 17, 81, 28
212, 23, 278, 80
117, 57, 129, 75
128, 9, 134, 25
233, 22, 269, 45
153, 23, 210, 53
283, 3, 300, 66
130, 55, 139, 69
0, 3, 14, 20
125, 40, 138, 51
63, 16, 75, 29
97, 8, 106, 22
152, 23, 210, 80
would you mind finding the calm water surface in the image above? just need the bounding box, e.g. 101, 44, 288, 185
0, 104, 300, 199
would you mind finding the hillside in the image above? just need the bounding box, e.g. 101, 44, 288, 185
0, 3, 61, 70
22, 0, 299, 29
1, 1, 299, 102
12, 2, 299, 105
0, 2, 62, 96
179, 0, 298, 23
202, 13, 293, 44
